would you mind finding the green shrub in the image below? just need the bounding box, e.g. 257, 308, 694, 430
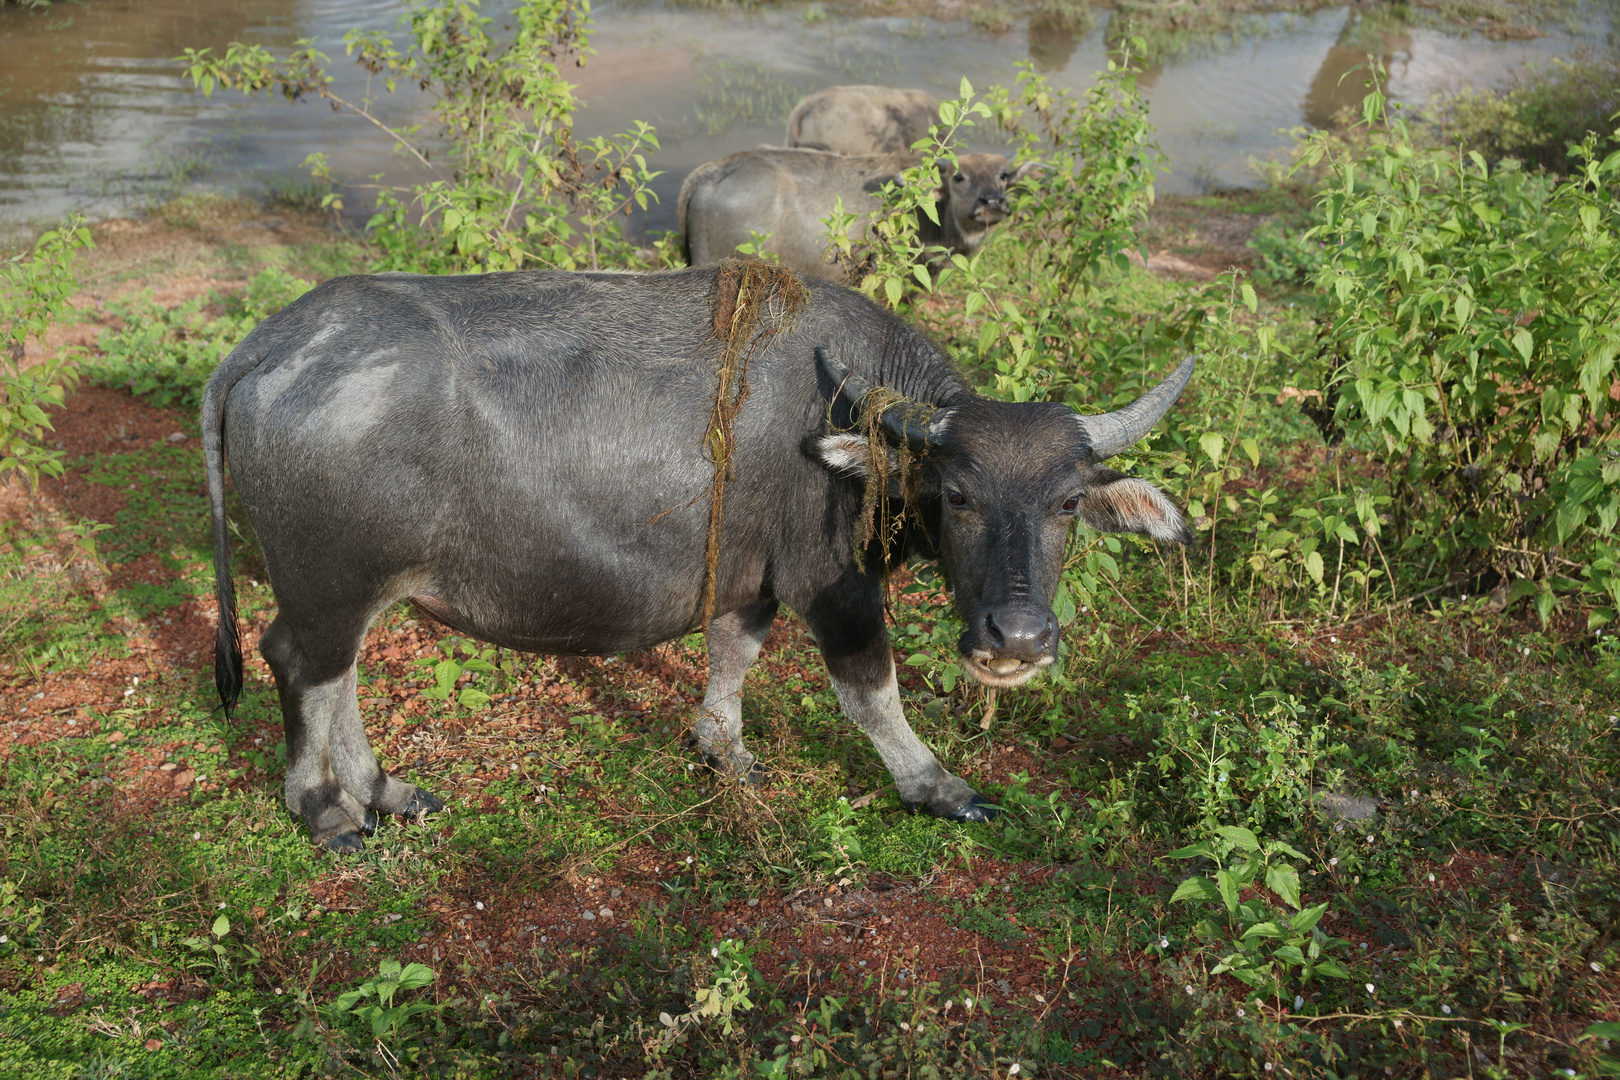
1300, 77, 1620, 623
1247, 217, 1327, 287
84, 267, 314, 412
182, 0, 662, 274
1, 220, 92, 486
1424, 52, 1620, 173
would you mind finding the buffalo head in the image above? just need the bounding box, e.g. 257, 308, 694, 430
925, 154, 1042, 248
817, 349, 1193, 688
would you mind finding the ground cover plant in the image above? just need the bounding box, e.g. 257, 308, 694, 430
2, 1, 1619, 1076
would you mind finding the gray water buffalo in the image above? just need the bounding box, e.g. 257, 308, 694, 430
204, 265, 1192, 852
679, 147, 1038, 282
786, 85, 941, 156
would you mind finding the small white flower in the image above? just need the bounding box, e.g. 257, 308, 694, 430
1329, 857, 1338, 866
1366, 983, 1376, 995
1236, 1007, 1245, 1018
193, 832, 201, 841
711, 947, 719, 958
965, 997, 974, 1009
218, 902, 226, 909
1330, 636, 1338, 643
900, 1021, 910, 1031
1442, 1004, 1451, 1015
1360, 942, 1368, 950
686, 856, 694, 864
1427, 873, 1436, 883
0, 935, 8, 944
1265, 1065, 1274, 1073
1294, 996, 1303, 1009
1159, 937, 1169, 949
476, 902, 484, 911
275, 988, 282, 995
1186, 985, 1195, 996
1394, 1019, 1403, 1029
1592, 962, 1604, 973
1010, 1066, 1021, 1076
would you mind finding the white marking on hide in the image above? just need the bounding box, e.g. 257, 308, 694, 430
299, 361, 402, 443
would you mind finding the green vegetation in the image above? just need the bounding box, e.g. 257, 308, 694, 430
2, 1, 1619, 1076
1, 219, 92, 486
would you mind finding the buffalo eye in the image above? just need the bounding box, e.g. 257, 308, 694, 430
947, 490, 967, 508
1061, 495, 1080, 514
1000, 171, 1010, 181
952, 172, 965, 183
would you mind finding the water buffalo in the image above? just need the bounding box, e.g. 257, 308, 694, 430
679, 147, 1038, 282
203, 265, 1192, 852
786, 85, 940, 156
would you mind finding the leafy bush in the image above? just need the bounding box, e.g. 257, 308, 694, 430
1246, 217, 1327, 287
1423, 51, 1620, 173
182, 0, 662, 274
1, 220, 92, 486
83, 267, 313, 412
1299, 79, 1620, 622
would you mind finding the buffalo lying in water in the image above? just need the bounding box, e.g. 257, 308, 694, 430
204, 265, 1192, 851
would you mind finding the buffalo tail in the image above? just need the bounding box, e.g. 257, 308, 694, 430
201, 344, 268, 719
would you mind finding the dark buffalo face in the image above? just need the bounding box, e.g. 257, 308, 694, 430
818, 351, 1194, 689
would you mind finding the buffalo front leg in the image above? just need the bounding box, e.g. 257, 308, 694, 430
808, 601, 996, 822
694, 599, 778, 782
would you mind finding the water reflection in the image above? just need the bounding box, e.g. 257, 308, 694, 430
0, 0, 1611, 230
1303, 9, 1413, 129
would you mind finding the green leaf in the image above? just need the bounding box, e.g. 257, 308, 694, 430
1512, 327, 1533, 364
397, 963, 434, 991
1215, 869, 1239, 914
1166, 840, 1213, 859
1312, 958, 1350, 979
1240, 282, 1258, 314
1265, 863, 1302, 910
1170, 878, 1221, 904
1304, 550, 1325, 584
1215, 825, 1261, 853
212, 915, 230, 938
1271, 945, 1307, 966
1291, 902, 1329, 933
1198, 431, 1225, 464
1241, 437, 1261, 469
1240, 921, 1284, 942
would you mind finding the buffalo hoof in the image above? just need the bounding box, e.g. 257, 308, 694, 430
944, 795, 999, 823
360, 810, 380, 837
324, 830, 366, 854
701, 755, 767, 787
399, 789, 445, 820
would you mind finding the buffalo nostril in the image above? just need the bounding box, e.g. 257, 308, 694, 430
982, 611, 1006, 650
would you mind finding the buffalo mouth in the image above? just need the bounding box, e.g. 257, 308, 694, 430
962, 651, 1052, 689
972, 206, 1009, 226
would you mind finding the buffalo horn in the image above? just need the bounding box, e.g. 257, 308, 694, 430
816, 346, 943, 451
1075, 355, 1196, 460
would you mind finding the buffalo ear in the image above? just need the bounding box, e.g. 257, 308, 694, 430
816, 434, 873, 477
1010, 160, 1046, 187
816, 434, 918, 493
1077, 471, 1191, 545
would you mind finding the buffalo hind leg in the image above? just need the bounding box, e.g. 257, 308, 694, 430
694, 599, 778, 783
263, 617, 440, 852
806, 596, 995, 822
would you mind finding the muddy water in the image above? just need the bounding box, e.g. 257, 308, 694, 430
0, 0, 1612, 236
